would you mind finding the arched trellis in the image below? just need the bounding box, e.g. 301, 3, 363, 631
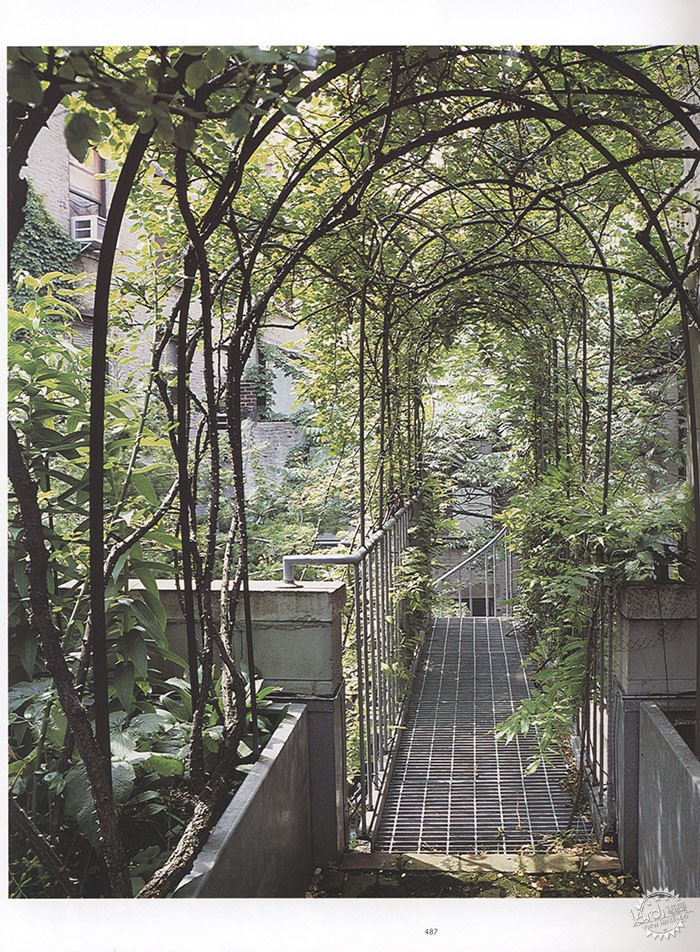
7, 45, 700, 896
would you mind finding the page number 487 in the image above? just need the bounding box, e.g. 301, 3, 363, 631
425, 929, 438, 936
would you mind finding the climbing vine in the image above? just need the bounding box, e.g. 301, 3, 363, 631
9, 184, 80, 307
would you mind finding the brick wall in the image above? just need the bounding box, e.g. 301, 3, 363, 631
240, 380, 261, 420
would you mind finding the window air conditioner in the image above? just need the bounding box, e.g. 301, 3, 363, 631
71, 215, 107, 246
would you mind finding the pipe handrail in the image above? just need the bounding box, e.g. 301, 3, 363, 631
282, 499, 414, 583
434, 527, 507, 584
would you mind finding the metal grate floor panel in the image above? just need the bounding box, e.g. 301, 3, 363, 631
374, 617, 591, 853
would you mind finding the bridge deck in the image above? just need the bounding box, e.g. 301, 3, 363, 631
374, 616, 591, 853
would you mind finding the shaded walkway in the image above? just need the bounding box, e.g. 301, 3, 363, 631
375, 617, 591, 853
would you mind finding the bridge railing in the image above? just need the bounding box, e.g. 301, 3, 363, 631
282, 497, 421, 840
433, 527, 514, 616
574, 579, 615, 842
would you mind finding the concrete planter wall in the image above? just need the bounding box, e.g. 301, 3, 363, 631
174, 704, 313, 898
614, 582, 697, 873
142, 578, 348, 866
638, 702, 700, 897
155, 579, 346, 697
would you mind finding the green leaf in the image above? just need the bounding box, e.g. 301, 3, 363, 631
113, 660, 135, 711
123, 628, 149, 678
185, 58, 209, 91
130, 472, 158, 507
174, 120, 196, 151
235, 47, 280, 65
132, 591, 167, 642
64, 112, 101, 162
203, 48, 228, 73
8, 60, 44, 105
226, 107, 250, 138
17, 629, 38, 679
237, 740, 253, 758
64, 765, 93, 819
112, 759, 136, 804
142, 753, 184, 778
129, 710, 176, 736
19, 47, 46, 65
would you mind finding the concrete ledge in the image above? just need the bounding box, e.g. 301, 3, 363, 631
639, 702, 700, 896
174, 704, 312, 898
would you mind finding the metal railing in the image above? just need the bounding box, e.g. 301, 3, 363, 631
574, 580, 615, 843
282, 497, 421, 840
433, 527, 514, 617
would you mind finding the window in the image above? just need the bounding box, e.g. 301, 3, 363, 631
71, 311, 94, 349
69, 149, 106, 244
69, 148, 105, 218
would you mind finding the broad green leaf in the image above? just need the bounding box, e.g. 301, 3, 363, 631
226, 107, 250, 138
174, 120, 196, 151
113, 660, 135, 711
130, 472, 159, 507
203, 47, 228, 73
129, 710, 176, 737
123, 628, 149, 679
142, 753, 184, 777
185, 58, 209, 91
131, 588, 168, 643
234, 47, 280, 65
64, 112, 101, 162
112, 759, 136, 804
8, 60, 44, 104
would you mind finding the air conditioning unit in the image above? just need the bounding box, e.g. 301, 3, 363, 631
71, 215, 106, 246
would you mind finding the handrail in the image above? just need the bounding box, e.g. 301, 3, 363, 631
282, 500, 413, 583
434, 527, 507, 584
280, 496, 421, 841
434, 526, 514, 618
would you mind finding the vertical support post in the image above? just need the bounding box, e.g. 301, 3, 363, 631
353, 565, 368, 839
484, 552, 490, 618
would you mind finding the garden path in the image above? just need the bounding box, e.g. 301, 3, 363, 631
375, 616, 592, 853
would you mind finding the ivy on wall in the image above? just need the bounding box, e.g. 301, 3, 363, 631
9, 184, 81, 307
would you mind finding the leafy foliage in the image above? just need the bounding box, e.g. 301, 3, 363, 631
7, 43, 700, 894
9, 186, 80, 308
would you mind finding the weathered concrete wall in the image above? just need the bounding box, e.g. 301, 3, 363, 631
174, 704, 313, 898
616, 583, 697, 696
614, 689, 694, 874
153, 578, 348, 865
156, 579, 345, 696
639, 702, 700, 897
614, 582, 697, 874
276, 689, 347, 865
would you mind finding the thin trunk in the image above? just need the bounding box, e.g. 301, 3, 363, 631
228, 334, 258, 753
359, 288, 367, 543
9, 427, 131, 897
175, 264, 201, 710
89, 130, 152, 780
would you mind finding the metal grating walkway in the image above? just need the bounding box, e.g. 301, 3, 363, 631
375, 617, 591, 853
